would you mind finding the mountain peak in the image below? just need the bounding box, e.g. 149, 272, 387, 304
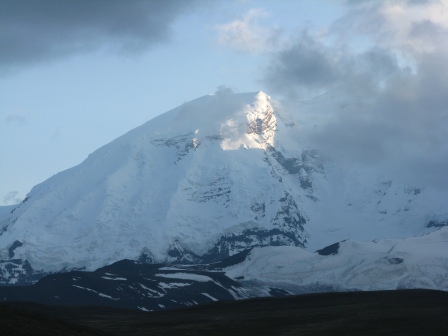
135, 90, 276, 151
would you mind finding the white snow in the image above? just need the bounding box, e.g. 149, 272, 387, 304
158, 267, 184, 271
72, 284, 119, 299
155, 273, 212, 282
98, 293, 120, 300
138, 283, 164, 297
72, 285, 96, 292
201, 293, 218, 301
158, 282, 190, 289
101, 276, 127, 281
0, 90, 446, 277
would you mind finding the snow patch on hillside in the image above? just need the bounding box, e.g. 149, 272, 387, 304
226, 228, 448, 292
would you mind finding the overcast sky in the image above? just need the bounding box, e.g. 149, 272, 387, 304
1, 0, 447, 205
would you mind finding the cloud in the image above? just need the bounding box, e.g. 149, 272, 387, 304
5, 114, 27, 124
214, 85, 234, 95
3, 191, 22, 205
309, 59, 448, 189
336, 0, 448, 55
215, 8, 282, 53
263, 0, 448, 189
0, 0, 198, 71
264, 33, 338, 97
264, 32, 402, 98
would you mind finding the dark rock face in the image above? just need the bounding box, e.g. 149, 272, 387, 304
166, 241, 201, 264
387, 257, 404, 265
426, 220, 448, 228
274, 192, 307, 238
266, 146, 323, 192
8, 240, 23, 258
246, 103, 276, 136
0, 259, 45, 286
316, 242, 340, 256
268, 146, 302, 175
202, 228, 305, 264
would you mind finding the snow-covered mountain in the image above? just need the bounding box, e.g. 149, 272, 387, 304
1, 228, 446, 311
0, 91, 447, 285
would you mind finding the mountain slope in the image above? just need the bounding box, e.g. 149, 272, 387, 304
0, 91, 447, 284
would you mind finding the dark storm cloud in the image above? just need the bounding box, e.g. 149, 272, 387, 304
264, 33, 338, 97
264, 33, 401, 98
263, 1, 448, 189
0, 0, 198, 70
309, 53, 448, 188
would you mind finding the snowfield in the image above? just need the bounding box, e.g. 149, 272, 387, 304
226, 228, 448, 293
